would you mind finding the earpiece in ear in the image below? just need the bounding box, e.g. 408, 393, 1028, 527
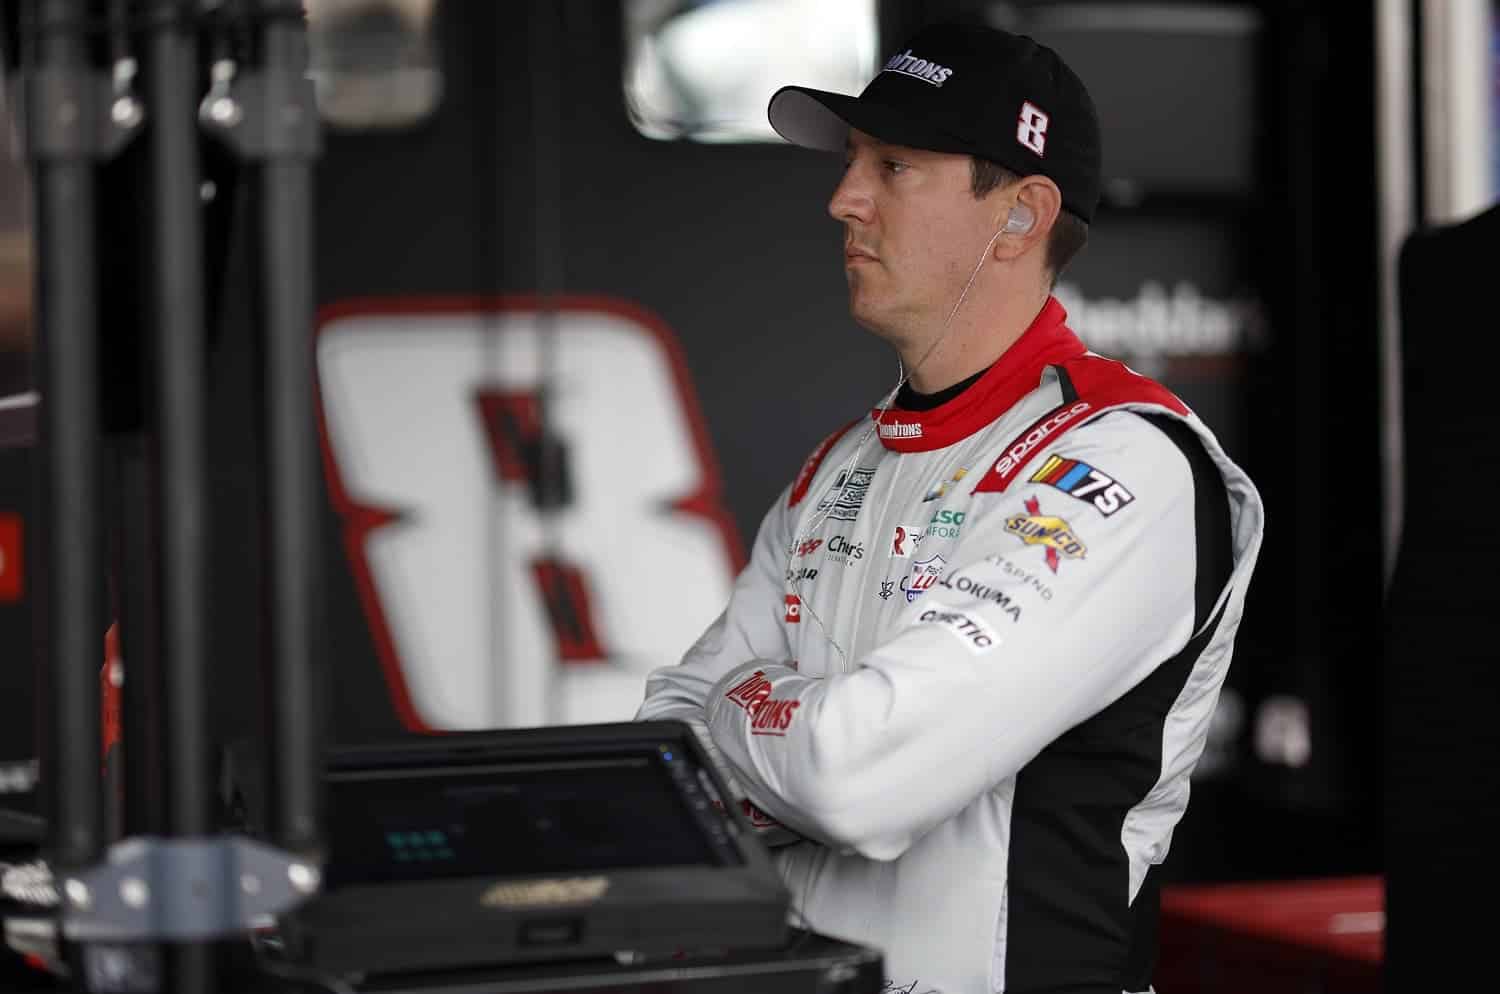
1002, 203, 1035, 234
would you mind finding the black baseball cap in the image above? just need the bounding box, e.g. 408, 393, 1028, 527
767, 23, 1102, 224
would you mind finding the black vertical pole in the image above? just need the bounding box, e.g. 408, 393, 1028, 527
257, 0, 322, 859
29, 0, 103, 875
147, 1, 212, 990
114, 436, 164, 838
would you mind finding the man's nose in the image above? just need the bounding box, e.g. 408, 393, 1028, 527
827, 165, 873, 226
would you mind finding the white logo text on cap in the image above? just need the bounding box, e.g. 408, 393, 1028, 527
882, 50, 955, 87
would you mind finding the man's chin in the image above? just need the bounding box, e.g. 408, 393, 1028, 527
848, 305, 908, 347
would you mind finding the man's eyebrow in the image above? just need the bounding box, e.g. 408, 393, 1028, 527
845, 135, 894, 156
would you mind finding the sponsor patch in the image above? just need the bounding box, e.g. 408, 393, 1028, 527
785, 567, 818, 583
924, 467, 969, 502
901, 554, 946, 603
748, 696, 801, 736
826, 534, 865, 564
973, 401, 1094, 494
891, 523, 925, 558
725, 669, 773, 712
723, 669, 801, 736
878, 421, 923, 440
784, 594, 801, 622
937, 569, 1023, 622
816, 466, 877, 521
792, 537, 823, 558
927, 508, 965, 540
878, 579, 896, 601
984, 553, 1056, 601
1004, 497, 1086, 574
1029, 454, 1135, 516
916, 601, 1000, 654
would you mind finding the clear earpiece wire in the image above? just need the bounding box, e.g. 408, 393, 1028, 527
788, 226, 1006, 667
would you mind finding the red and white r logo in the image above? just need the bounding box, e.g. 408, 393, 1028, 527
892, 524, 923, 558
1017, 100, 1049, 156
785, 595, 802, 623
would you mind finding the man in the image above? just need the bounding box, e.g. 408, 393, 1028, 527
637, 23, 1263, 994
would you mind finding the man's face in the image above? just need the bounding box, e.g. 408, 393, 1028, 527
829, 129, 1002, 347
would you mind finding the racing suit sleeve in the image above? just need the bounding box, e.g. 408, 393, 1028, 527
702, 413, 1227, 860
635, 480, 810, 842
636, 480, 795, 723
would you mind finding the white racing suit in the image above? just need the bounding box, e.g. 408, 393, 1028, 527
637, 298, 1265, 994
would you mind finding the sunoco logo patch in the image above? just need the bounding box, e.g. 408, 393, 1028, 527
1004, 496, 1086, 574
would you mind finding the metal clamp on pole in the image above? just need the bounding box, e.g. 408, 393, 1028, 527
197, 55, 321, 160
59, 835, 321, 943
24, 61, 143, 161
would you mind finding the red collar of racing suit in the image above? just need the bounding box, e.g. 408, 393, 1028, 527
871, 296, 1087, 453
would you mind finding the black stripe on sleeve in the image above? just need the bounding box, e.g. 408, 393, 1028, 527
1137, 413, 1233, 631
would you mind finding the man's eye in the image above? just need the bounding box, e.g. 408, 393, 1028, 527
883, 160, 908, 175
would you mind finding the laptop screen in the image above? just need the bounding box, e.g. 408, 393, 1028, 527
323, 750, 730, 888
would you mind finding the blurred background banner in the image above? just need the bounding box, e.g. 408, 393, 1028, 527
0, 0, 1496, 905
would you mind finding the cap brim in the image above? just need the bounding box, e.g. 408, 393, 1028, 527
767, 85, 973, 156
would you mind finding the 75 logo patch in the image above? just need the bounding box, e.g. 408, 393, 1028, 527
1029, 455, 1134, 516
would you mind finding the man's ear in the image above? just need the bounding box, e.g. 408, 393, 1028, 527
992, 176, 1062, 262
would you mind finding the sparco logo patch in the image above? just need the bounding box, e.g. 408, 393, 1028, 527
916, 602, 1000, 654
974, 401, 1093, 494
1005, 496, 1086, 573
1029, 454, 1135, 516
882, 49, 954, 87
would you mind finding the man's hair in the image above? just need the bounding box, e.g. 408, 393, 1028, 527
970, 158, 1089, 284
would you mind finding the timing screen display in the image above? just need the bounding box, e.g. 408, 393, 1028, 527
324, 755, 725, 887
